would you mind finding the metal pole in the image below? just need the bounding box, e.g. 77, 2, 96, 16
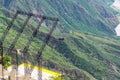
8, 15, 31, 53
36, 20, 58, 80
0, 12, 18, 42
0, 41, 3, 79
22, 18, 45, 75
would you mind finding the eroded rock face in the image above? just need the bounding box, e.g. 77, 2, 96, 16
115, 24, 120, 36
111, 0, 120, 10
111, 0, 120, 36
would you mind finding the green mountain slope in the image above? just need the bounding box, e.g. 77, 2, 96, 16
0, 0, 120, 80
0, 7, 120, 80
0, 0, 119, 35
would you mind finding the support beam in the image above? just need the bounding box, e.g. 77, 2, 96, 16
17, 11, 59, 21
8, 15, 31, 53
0, 12, 18, 42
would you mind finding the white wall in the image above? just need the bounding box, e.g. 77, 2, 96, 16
7, 64, 61, 80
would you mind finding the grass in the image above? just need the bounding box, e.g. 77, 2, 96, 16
0, 7, 120, 80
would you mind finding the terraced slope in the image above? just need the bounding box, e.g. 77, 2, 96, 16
0, 0, 119, 35
0, 9, 120, 80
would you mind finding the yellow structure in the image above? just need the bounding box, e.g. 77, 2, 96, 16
7, 63, 62, 80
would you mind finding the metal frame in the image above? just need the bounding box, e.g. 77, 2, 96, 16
0, 10, 59, 80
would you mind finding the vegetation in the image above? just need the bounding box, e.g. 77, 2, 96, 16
0, 0, 118, 35
0, 0, 120, 80
0, 54, 12, 69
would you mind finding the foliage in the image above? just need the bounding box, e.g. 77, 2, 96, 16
0, 0, 117, 35
0, 54, 12, 69
0, 1, 120, 80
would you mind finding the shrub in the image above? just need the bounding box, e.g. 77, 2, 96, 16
0, 55, 12, 69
